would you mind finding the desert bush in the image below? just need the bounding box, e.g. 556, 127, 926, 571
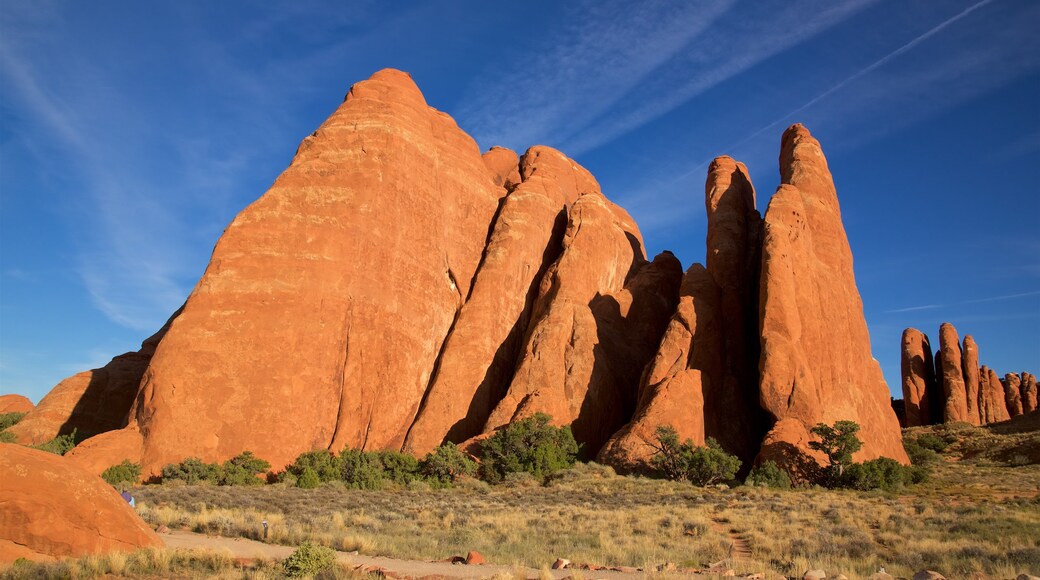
419, 442, 477, 486
809, 420, 862, 485
915, 432, 950, 452
282, 541, 335, 577
219, 451, 270, 486
340, 449, 386, 489
479, 413, 579, 483
377, 450, 421, 484
284, 449, 343, 484
843, 457, 917, 491
745, 460, 792, 489
161, 457, 222, 484
31, 429, 78, 455
903, 437, 940, 466
101, 460, 142, 488
0, 431, 15, 443
296, 467, 321, 489
0, 411, 25, 431
650, 426, 741, 486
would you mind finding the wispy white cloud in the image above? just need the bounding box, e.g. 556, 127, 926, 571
885, 290, 1040, 314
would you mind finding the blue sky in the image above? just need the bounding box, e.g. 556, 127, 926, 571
1, 0, 1038, 403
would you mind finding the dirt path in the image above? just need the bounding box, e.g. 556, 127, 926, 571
711, 519, 751, 560
162, 530, 717, 579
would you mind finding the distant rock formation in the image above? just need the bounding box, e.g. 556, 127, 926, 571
0, 444, 161, 562
900, 328, 937, 427
900, 323, 1032, 426
0, 395, 33, 414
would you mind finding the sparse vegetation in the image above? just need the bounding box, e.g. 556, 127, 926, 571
282, 541, 336, 577
0, 411, 25, 431
418, 441, 477, 486
31, 429, 78, 455
101, 460, 142, 488
650, 425, 741, 486
479, 413, 580, 483
809, 420, 862, 484
746, 460, 792, 489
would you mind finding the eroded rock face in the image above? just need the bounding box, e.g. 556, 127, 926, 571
1004, 373, 1024, 417
483, 193, 681, 457
481, 146, 522, 190
937, 323, 968, 423
0, 444, 161, 562
901, 328, 937, 427
962, 335, 981, 425
597, 263, 720, 472
978, 366, 1010, 424
0, 395, 33, 414
1021, 372, 1038, 414
8, 310, 179, 445
76, 69, 505, 475
703, 156, 764, 463
756, 124, 908, 471
403, 147, 587, 455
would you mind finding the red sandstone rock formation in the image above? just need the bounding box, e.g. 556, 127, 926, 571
0, 444, 161, 562
901, 328, 937, 427
1004, 373, 1024, 417
403, 146, 588, 455
597, 263, 721, 472
1021, 372, 1038, 414
978, 366, 1010, 424
937, 323, 969, 423
482, 193, 681, 456
481, 146, 522, 189
756, 124, 908, 475
961, 336, 982, 425
75, 70, 505, 475
0, 394, 32, 414
8, 310, 178, 445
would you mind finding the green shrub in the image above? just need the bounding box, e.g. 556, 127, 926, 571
0, 411, 26, 431
843, 457, 911, 491
101, 460, 142, 488
161, 457, 222, 484
903, 437, 940, 467
282, 541, 335, 577
296, 467, 321, 489
420, 442, 477, 486
479, 413, 579, 484
377, 450, 420, 485
0, 431, 15, 443
650, 426, 741, 486
745, 460, 792, 489
219, 451, 270, 486
808, 420, 863, 485
32, 429, 78, 456
340, 449, 386, 490
914, 432, 949, 453
284, 450, 342, 484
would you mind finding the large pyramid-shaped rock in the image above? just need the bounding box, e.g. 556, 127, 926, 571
757, 124, 908, 475
75, 70, 505, 474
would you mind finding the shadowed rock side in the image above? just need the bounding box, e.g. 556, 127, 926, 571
938, 323, 969, 423
757, 124, 908, 473
978, 366, 1011, 424
0, 444, 162, 562
597, 263, 720, 473
703, 156, 765, 464
962, 335, 982, 425
483, 193, 682, 457
8, 307, 180, 445
74, 69, 505, 476
1021, 372, 1038, 414
0, 395, 33, 414
901, 328, 937, 427
1004, 373, 1024, 417
403, 146, 590, 455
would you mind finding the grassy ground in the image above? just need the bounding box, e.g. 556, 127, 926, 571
126, 416, 1040, 579
6, 415, 1039, 579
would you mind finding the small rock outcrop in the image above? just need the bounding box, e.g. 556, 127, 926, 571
979, 366, 1011, 424
1004, 373, 1024, 417
757, 124, 908, 473
0, 443, 161, 562
900, 328, 937, 427
1021, 372, 1038, 414
961, 335, 981, 425
937, 323, 969, 423
0, 394, 33, 414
